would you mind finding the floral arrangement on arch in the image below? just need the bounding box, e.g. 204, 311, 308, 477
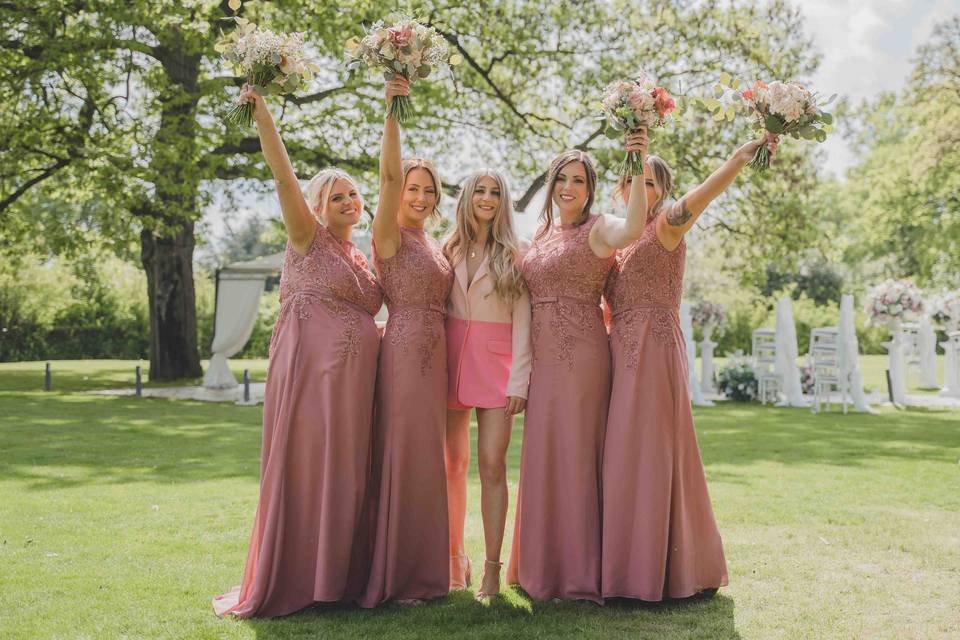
928, 290, 960, 330
717, 354, 758, 402
864, 279, 924, 326
691, 300, 728, 336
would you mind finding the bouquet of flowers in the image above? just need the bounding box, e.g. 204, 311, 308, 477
928, 290, 960, 330
345, 16, 461, 124
215, 17, 318, 127
691, 300, 728, 336
701, 74, 835, 171
598, 72, 676, 175
864, 279, 924, 326
717, 354, 759, 402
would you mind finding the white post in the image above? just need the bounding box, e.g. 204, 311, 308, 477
940, 328, 960, 399
700, 323, 717, 394
681, 303, 713, 406
882, 319, 907, 404
917, 316, 939, 389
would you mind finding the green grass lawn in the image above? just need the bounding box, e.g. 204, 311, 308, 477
1, 360, 958, 639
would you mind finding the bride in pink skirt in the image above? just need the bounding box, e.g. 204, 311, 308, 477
507, 136, 650, 603
601, 133, 780, 601
213, 85, 382, 617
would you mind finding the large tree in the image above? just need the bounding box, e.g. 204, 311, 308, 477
0, 0, 821, 376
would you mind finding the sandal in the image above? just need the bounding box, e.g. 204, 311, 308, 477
475, 560, 503, 601
450, 554, 472, 591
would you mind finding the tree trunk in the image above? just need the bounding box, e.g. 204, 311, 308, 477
139, 39, 204, 380
141, 223, 202, 380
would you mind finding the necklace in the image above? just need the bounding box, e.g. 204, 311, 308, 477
469, 242, 483, 259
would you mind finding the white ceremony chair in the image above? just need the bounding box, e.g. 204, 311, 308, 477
809, 327, 847, 413
752, 328, 780, 404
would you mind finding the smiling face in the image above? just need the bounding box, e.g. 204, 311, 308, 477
552, 160, 589, 215
400, 167, 438, 226
471, 175, 501, 225
319, 178, 363, 229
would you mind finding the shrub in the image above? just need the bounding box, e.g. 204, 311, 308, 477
717, 354, 758, 402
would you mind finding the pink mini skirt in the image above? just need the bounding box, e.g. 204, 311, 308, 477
445, 317, 513, 410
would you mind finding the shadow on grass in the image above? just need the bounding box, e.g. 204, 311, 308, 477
243, 589, 740, 640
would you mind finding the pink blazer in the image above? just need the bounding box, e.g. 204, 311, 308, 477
445, 244, 533, 408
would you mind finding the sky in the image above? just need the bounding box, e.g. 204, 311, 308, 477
201, 0, 958, 249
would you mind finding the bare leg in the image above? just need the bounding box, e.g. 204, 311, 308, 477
475, 407, 513, 597
445, 407, 472, 589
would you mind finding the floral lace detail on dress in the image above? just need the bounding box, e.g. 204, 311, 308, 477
269, 226, 383, 358
613, 307, 679, 368
523, 216, 613, 369
605, 215, 685, 352
375, 227, 454, 376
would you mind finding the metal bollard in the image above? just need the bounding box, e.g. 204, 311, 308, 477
243, 369, 251, 403
44, 362, 51, 391
135, 366, 142, 397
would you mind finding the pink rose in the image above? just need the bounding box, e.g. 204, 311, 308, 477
651, 86, 675, 116
388, 24, 413, 47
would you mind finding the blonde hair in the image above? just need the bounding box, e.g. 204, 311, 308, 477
402, 157, 443, 224
537, 150, 598, 240
614, 154, 674, 217
305, 167, 364, 223
443, 170, 525, 302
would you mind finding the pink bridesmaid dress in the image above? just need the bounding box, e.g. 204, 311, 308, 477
360, 226, 454, 607
506, 215, 614, 603
213, 225, 383, 618
602, 214, 728, 600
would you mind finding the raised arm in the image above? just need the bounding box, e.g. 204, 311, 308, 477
658, 133, 780, 249
371, 77, 409, 260
242, 84, 315, 254
590, 128, 649, 257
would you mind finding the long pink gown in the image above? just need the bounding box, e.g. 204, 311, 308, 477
360, 226, 454, 607
213, 225, 383, 618
602, 214, 728, 600
507, 215, 614, 603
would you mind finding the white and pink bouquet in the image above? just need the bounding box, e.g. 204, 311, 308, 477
215, 16, 318, 127
701, 75, 836, 171
864, 279, 924, 327
598, 73, 676, 175
345, 16, 461, 124
928, 290, 960, 330
691, 300, 728, 336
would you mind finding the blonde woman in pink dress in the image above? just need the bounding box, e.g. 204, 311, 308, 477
213, 85, 382, 618
507, 135, 650, 603
442, 170, 532, 600
360, 78, 454, 607
601, 133, 779, 601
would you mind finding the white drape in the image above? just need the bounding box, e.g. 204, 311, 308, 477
203, 273, 267, 389
839, 294, 877, 413
774, 296, 808, 407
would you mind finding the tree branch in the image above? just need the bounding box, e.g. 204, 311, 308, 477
0, 157, 71, 214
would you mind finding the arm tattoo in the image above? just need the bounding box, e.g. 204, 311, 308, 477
666, 199, 692, 227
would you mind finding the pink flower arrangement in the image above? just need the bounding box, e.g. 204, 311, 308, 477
598, 72, 676, 175
865, 279, 924, 326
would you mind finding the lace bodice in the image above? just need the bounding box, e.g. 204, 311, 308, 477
374, 226, 453, 309
522, 215, 614, 303
279, 225, 383, 316
604, 215, 685, 312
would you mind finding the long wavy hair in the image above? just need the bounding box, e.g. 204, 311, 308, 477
614, 154, 674, 218
401, 157, 443, 225
536, 149, 598, 240
443, 169, 525, 302
305, 167, 364, 223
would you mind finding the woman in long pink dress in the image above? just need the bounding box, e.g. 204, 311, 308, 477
442, 170, 532, 600
601, 133, 780, 601
360, 78, 454, 607
213, 85, 382, 618
506, 140, 650, 603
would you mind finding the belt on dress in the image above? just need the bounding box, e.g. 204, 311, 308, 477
392, 302, 446, 314
281, 289, 376, 317
611, 301, 678, 319
531, 295, 598, 307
